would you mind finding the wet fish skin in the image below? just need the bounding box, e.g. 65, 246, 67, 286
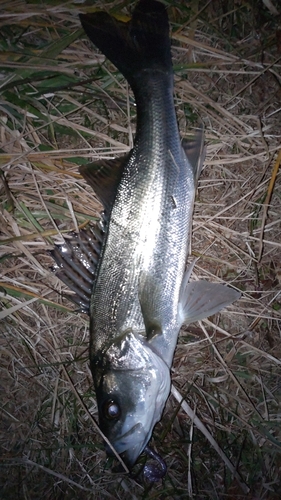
51, 0, 240, 469
79, 0, 198, 466
79, 0, 196, 365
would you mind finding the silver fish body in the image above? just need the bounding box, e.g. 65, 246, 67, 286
80, 0, 200, 466
89, 76, 195, 463
51, 0, 240, 470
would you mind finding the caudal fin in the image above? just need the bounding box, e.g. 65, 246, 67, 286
79, 0, 172, 89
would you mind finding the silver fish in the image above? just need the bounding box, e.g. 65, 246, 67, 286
51, 0, 240, 471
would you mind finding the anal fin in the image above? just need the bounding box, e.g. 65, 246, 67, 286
182, 127, 206, 183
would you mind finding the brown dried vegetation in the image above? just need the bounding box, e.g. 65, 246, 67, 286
0, 1, 281, 498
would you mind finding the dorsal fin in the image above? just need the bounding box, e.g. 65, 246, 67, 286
50, 228, 101, 314
79, 155, 130, 211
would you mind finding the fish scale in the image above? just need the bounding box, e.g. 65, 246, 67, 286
50, 0, 240, 477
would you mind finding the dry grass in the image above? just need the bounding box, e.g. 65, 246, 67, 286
1, 0, 281, 498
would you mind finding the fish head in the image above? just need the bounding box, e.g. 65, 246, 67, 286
92, 331, 170, 467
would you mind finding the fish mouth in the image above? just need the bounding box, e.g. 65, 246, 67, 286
105, 422, 148, 467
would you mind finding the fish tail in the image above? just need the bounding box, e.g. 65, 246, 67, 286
79, 0, 172, 89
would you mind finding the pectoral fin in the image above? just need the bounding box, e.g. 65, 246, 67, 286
178, 268, 241, 326
138, 272, 163, 341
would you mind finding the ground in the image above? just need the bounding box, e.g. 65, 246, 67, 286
0, 1, 281, 498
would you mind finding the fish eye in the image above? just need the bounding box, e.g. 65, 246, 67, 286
102, 399, 121, 420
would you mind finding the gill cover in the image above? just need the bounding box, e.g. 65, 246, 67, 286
92, 332, 170, 466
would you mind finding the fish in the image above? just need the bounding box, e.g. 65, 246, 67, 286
51, 0, 240, 474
